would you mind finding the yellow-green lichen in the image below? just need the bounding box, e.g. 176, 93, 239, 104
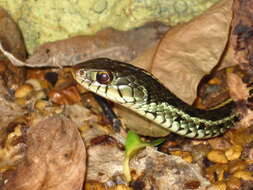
0, 0, 220, 54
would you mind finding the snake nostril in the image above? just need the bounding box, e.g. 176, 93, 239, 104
79, 69, 85, 76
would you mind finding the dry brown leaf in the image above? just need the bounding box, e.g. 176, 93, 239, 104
1, 115, 86, 190
225, 0, 253, 134
1, 24, 168, 68
139, 0, 233, 104
26, 31, 134, 67
122, 0, 233, 136
131, 41, 160, 71
230, 0, 253, 67
227, 72, 249, 101
0, 8, 26, 61
131, 147, 210, 189
87, 138, 124, 183
0, 7, 27, 90
86, 142, 211, 189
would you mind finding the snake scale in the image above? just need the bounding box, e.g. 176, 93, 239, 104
72, 58, 239, 139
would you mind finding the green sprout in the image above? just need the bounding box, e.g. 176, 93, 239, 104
123, 131, 165, 182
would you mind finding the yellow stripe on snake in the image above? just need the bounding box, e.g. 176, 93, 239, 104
72, 58, 240, 139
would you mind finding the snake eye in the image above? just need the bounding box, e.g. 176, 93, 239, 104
96, 72, 113, 84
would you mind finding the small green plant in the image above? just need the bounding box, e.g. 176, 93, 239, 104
123, 131, 165, 182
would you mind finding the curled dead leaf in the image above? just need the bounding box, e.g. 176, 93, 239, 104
151, 0, 233, 104
1, 115, 86, 190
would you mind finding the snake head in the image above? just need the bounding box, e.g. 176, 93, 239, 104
72, 58, 149, 105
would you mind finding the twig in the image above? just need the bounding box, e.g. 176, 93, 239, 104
0, 42, 26, 66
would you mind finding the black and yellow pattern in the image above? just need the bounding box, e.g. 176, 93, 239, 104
73, 58, 239, 139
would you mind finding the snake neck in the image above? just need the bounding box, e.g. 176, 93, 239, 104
125, 100, 238, 139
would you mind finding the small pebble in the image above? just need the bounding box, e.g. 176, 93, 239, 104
226, 177, 241, 190
26, 79, 43, 91
207, 150, 228, 164
48, 90, 65, 104
85, 181, 105, 190
207, 182, 226, 190
233, 170, 253, 181
35, 100, 49, 111
208, 77, 221, 85
228, 160, 247, 174
170, 150, 193, 163
184, 180, 200, 189
48, 86, 81, 105
35, 90, 47, 100
15, 84, 33, 98
15, 97, 27, 105
225, 145, 242, 161
109, 184, 132, 190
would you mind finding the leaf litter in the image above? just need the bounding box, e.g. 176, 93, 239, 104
0, 0, 253, 189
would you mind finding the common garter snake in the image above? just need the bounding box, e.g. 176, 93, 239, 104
72, 58, 240, 139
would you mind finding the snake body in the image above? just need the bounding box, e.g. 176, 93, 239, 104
73, 58, 239, 139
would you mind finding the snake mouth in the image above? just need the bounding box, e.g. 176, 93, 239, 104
72, 62, 148, 105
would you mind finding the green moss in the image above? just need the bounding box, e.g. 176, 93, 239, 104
0, 0, 220, 54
